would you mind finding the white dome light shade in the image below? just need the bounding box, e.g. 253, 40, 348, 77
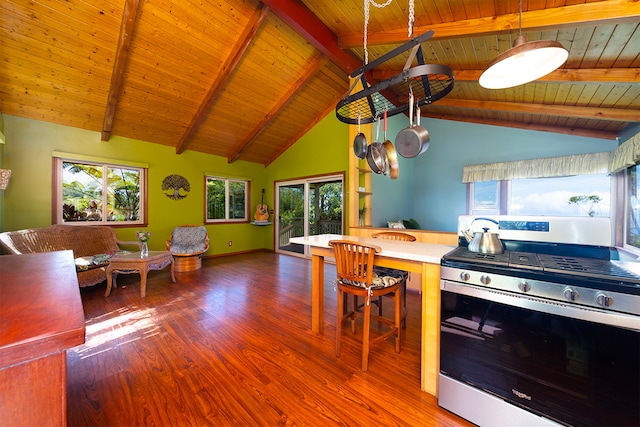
479, 35, 569, 89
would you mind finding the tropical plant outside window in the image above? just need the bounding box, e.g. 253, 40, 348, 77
278, 182, 342, 231
58, 160, 144, 224
205, 177, 248, 222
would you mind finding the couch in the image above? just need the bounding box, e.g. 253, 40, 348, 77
0, 225, 140, 287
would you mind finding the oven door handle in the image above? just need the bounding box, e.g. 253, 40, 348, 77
441, 281, 640, 332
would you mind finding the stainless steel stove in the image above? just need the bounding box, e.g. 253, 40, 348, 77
438, 215, 640, 427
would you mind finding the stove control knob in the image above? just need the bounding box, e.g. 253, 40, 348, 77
563, 288, 579, 301
459, 272, 470, 281
480, 275, 491, 285
596, 293, 614, 308
518, 281, 531, 292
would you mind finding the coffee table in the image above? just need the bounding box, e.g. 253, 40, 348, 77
105, 251, 176, 297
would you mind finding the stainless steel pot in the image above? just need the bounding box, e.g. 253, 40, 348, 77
395, 92, 430, 158
366, 117, 388, 174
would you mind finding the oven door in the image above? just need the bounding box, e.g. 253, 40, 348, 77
440, 280, 639, 427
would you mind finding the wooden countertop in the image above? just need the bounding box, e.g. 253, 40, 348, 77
0, 250, 86, 367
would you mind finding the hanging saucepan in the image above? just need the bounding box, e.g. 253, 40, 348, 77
366, 116, 388, 174
395, 92, 430, 158
382, 109, 399, 179
353, 114, 367, 159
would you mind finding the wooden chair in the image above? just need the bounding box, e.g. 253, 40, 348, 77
372, 231, 416, 328
166, 224, 209, 272
329, 240, 402, 372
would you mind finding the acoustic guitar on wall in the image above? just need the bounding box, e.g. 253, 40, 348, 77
254, 188, 269, 221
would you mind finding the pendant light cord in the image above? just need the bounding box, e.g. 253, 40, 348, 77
518, 0, 523, 38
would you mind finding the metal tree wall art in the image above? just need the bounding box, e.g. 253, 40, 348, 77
162, 174, 190, 200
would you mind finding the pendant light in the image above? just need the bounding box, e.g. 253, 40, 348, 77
479, 0, 568, 89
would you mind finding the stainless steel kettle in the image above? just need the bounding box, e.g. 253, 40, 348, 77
461, 218, 504, 254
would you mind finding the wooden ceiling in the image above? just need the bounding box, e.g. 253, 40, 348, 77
2, 0, 639, 165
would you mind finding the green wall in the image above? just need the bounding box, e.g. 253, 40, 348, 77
1, 113, 348, 254
263, 112, 349, 246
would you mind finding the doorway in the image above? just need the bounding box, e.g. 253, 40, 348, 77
275, 174, 344, 256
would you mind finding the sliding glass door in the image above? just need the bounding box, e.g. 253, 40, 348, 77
275, 174, 343, 256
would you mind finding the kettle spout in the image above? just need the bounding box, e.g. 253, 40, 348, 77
461, 229, 473, 243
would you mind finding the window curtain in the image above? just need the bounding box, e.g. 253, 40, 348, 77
462, 152, 611, 183
610, 132, 640, 174
463, 130, 640, 183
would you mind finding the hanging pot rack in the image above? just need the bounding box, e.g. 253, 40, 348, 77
335, 30, 454, 125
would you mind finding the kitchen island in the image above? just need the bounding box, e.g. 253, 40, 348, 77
289, 234, 454, 396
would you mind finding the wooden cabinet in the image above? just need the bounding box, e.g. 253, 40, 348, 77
0, 250, 85, 427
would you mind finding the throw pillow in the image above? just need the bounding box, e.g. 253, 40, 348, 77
403, 218, 422, 229
387, 220, 406, 229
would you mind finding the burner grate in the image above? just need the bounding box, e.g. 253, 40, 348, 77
544, 256, 589, 272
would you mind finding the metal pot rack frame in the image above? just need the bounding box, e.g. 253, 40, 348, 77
335, 30, 454, 125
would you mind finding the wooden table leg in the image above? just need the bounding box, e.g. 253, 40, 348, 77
311, 254, 325, 334
169, 258, 176, 282
139, 268, 148, 298
105, 266, 114, 297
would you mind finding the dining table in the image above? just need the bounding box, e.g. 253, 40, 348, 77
289, 233, 455, 396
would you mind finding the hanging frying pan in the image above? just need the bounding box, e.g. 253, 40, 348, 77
366, 117, 388, 174
353, 114, 367, 159
395, 91, 430, 158
382, 109, 399, 179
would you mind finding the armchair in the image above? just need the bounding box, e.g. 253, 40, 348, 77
166, 225, 209, 272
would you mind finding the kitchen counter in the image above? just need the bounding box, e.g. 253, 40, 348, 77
290, 234, 455, 396
0, 250, 86, 426
292, 233, 453, 263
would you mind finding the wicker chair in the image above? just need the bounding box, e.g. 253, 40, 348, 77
371, 231, 416, 328
329, 240, 402, 372
166, 225, 209, 272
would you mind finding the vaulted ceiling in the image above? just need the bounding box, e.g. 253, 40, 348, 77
1, 0, 639, 166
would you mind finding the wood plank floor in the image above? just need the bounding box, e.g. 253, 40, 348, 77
67, 251, 475, 426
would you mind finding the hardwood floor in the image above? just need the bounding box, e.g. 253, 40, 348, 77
67, 252, 474, 426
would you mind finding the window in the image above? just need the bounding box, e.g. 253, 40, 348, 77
53, 156, 147, 225
469, 174, 611, 217
205, 176, 249, 222
511, 175, 610, 217
469, 180, 500, 214
626, 165, 640, 249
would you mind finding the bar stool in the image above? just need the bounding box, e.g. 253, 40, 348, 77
372, 231, 416, 328
329, 240, 402, 372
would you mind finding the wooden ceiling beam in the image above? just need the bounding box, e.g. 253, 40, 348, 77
175, 4, 269, 155
339, 0, 640, 48
101, 0, 140, 141
372, 68, 640, 84
434, 98, 640, 122
260, 0, 363, 74
421, 112, 619, 140
227, 56, 328, 163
